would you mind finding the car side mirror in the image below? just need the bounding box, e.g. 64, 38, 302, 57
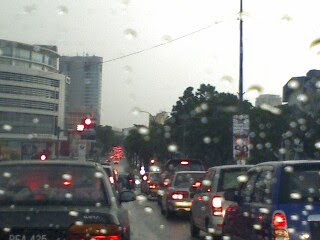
119, 190, 136, 203
224, 190, 242, 203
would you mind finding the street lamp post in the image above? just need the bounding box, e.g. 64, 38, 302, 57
239, 0, 244, 102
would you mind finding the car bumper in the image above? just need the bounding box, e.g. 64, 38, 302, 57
168, 200, 192, 212
207, 215, 223, 235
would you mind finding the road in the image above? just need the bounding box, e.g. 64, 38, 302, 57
116, 158, 211, 240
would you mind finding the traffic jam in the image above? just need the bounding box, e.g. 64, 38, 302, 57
0, 149, 319, 240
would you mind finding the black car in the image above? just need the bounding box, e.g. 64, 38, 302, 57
0, 160, 135, 240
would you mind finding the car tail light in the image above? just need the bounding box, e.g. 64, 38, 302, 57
149, 183, 157, 189
273, 212, 287, 229
68, 223, 121, 240
109, 176, 115, 184
171, 191, 188, 200
180, 160, 190, 165
272, 211, 289, 240
142, 175, 148, 181
192, 181, 201, 188
212, 195, 223, 216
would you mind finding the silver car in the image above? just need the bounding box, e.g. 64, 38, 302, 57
190, 165, 252, 238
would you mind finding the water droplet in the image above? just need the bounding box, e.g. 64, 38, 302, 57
3, 172, 11, 178
65, 193, 73, 199
260, 103, 282, 115
253, 224, 262, 230
136, 195, 147, 202
284, 166, 293, 172
265, 142, 272, 148
201, 117, 208, 124
289, 121, 297, 128
315, 81, 320, 88
32, 118, 39, 124
162, 35, 173, 43
75, 221, 83, 226
138, 127, 149, 135
124, 29, 137, 40
168, 144, 178, 152
279, 148, 286, 154
123, 65, 132, 73
281, 14, 292, 21
288, 79, 300, 89
131, 107, 140, 116
159, 224, 165, 230
201, 103, 209, 111
315, 141, 320, 149
0, 189, 5, 195
256, 144, 263, 150
143, 136, 150, 141
297, 94, 308, 103
259, 132, 266, 138
23, 5, 36, 14
144, 207, 153, 213
121, 0, 130, 6
164, 126, 171, 132
27, 134, 34, 139
205, 235, 213, 240
62, 174, 72, 180
223, 236, 231, 240
57, 6, 68, 15
3, 228, 11, 232
259, 208, 270, 214
95, 172, 103, 178
237, 175, 248, 183
247, 85, 263, 93
202, 180, 211, 186
203, 136, 211, 144
310, 38, 320, 49
290, 192, 302, 200
3, 124, 12, 131
69, 211, 79, 217
221, 75, 233, 85
291, 214, 299, 221
164, 132, 171, 138
195, 106, 202, 114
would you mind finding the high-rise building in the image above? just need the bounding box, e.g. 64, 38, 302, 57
59, 55, 102, 131
0, 39, 68, 160
255, 94, 282, 107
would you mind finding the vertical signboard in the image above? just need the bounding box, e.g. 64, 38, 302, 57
233, 115, 250, 163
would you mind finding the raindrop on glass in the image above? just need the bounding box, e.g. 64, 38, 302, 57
297, 94, 308, 103
57, 6, 68, 15
3, 124, 12, 131
168, 144, 178, 152
124, 29, 137, 40
162, 35, 173, 43
203, 136, 211, 144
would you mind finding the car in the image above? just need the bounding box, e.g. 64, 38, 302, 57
223, 160, 320, 240
161, 171, 205, 219
141, 172, 161, 199
157, 158, 206, 205
190, 164, 252, 239
0, 160, 136, 240
101, 164, 118, 185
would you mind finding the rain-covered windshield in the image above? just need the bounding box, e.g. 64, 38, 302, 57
173, 172, 205, 188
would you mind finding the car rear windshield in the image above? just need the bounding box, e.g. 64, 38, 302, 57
219, 168, 249, 191
102, 167, 113, 177
166, 160, 205, 172
173, 172, 205, 188
0, 165, 108, 206
279, 164, 320, 203
149, 173, 160, 182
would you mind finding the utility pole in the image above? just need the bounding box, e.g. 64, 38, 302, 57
239, 0, 244, 102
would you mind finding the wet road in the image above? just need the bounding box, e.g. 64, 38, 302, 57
122, 195, 211, 240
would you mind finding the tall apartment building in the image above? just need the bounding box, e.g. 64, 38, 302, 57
255, 94, 282, 107
0, 39, 67, 160
59, 55, 102, 131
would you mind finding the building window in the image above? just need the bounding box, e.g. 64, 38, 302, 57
0, 46, 12, 57
14, 48, 30, 60
32, 52, 43, 63
14, 61, 30, 68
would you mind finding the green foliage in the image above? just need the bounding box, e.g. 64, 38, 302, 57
96, 125, 123, 156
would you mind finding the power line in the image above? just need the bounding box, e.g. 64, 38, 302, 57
38, 19, 227, 78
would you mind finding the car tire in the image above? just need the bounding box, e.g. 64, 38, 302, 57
165, 208, 174, 219
190, 216, 200, 237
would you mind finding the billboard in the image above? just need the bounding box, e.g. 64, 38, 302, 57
233, 115, 250, 161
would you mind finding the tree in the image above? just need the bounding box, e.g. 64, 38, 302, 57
96, 125, 123, 156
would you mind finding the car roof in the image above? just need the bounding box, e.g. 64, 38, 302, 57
0, 160, 101, 167
208, 164, 253, 170
256, 160, 320, 167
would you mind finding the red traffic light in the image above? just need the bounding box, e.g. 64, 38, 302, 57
40, 154, 47, 161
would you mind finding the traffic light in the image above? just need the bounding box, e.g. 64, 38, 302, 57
84, 117, 93, 128
150, 159, 156, 164
77, 124, 85, 132
77, 117, 96, 141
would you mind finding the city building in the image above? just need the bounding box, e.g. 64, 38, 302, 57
283, 69, 320, 107
0, 39, 68, 160
255, 94, 282, 107
150, 111, 169, 125
59, 55, 102, 131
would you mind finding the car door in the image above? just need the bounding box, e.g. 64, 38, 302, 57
230, 168, 260, 240
249, 166, 274, 240
195, 169, 216, 230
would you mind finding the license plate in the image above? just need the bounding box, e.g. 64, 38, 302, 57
8, 235, 47, 240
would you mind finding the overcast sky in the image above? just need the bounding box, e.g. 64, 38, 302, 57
1, 0, 320, 128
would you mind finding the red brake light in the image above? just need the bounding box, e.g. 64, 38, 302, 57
142, 175, 148, 181
64, 180, 72, 186
272, 212, 287, 229
149, 183, 157, 189
40, 154, 47, 161
212, 195, 223, 216
171, 191, 188, 200
180, 160, 190, 165
68, 224, 121, 240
